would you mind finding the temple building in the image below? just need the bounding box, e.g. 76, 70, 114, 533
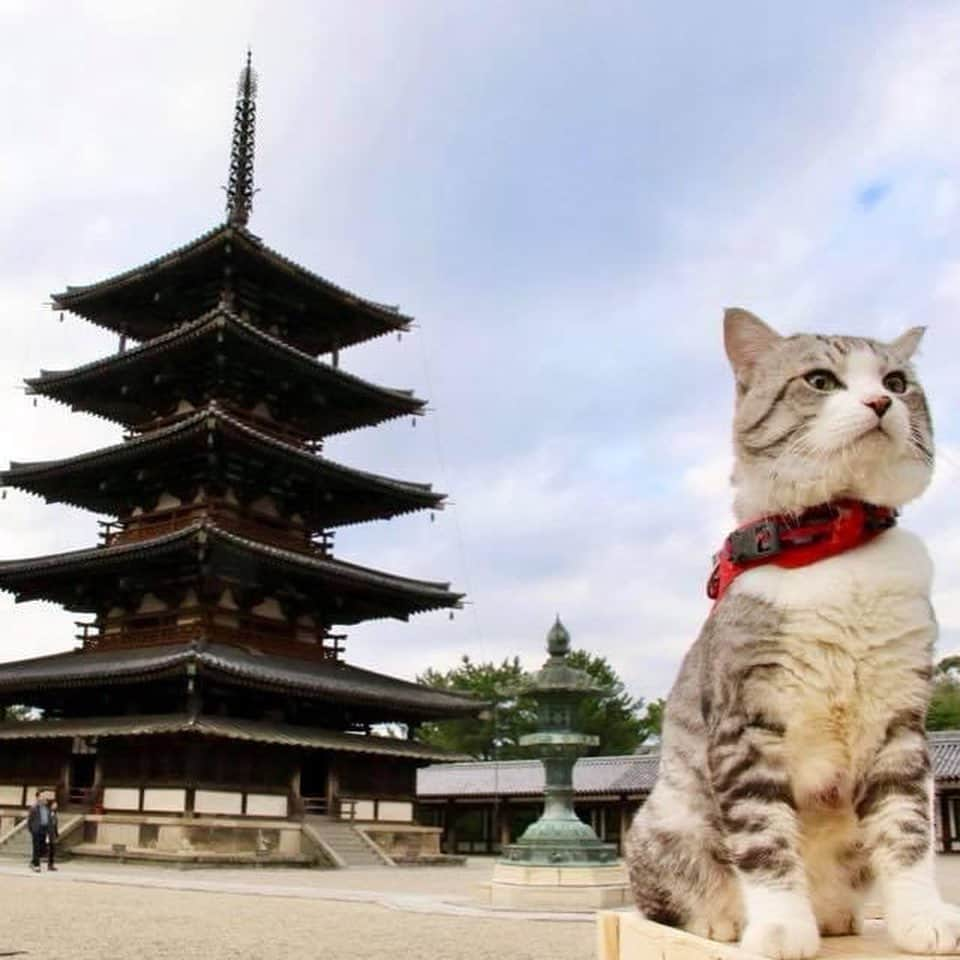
0, 56, 478, 864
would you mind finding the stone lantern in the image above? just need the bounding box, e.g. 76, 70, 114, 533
488, 618, 628, 907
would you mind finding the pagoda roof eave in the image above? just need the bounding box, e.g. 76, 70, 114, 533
25, 307, 424, 437
0, 522, 464, 622
2, 403, 445, 525
0, 713, 470, 760
0, 642, 482, 719
50, 225, 412, 351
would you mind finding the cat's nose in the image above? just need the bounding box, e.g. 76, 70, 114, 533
864, 395, 892, 418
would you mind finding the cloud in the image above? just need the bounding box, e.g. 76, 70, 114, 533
1, 2, 960, 712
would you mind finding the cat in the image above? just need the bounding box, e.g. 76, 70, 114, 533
626, 308, 956, 959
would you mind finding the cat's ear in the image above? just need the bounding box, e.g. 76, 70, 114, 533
888, 326, 926, 363
723, 308, 782, 383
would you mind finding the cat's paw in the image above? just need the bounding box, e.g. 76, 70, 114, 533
887, 903, 960, 954
688, 916, 741, 943
741, 914, 820, 960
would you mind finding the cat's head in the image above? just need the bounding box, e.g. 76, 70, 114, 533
724, 308, 933, 521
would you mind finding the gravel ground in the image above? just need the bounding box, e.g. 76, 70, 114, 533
0, 875, 593, 960
2, 855, 960, 960
0, 858, 594, 960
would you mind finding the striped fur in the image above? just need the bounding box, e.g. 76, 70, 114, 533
627, 311, 957, 958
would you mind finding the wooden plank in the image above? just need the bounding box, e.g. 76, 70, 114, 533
596, 912, 620, 960
596, 914, 960, 960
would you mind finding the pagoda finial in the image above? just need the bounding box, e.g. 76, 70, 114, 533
547, 616, 570, 657
225, 49, 258, 228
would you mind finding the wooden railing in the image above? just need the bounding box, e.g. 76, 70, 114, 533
80, 610, 345, 661
98, 502, 320, 555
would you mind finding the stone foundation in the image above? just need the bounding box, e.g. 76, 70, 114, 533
488, 861, 629, 909
73, 814, 321, 865
361, 824, 458, 863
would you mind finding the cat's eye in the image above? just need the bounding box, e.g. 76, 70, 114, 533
883, 371, 908, 394
803, 369, 842, 392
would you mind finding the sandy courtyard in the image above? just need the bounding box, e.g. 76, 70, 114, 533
2, 856, 960, 960
0, 858, 593, 960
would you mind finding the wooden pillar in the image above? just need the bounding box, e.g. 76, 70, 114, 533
289, 765, 303, 819
325, 756, 339, 818
940, 791, 953, 853
445, 799, 457, 854
498, 800, 511, 849
92, 755, 104, 806
60, 758, 71, 804
619, 798, 631, 856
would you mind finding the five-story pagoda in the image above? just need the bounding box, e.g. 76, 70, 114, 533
0, 56, 477, 861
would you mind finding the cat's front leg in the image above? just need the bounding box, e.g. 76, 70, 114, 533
859, 723, 960, 954
711, 719, 820, 960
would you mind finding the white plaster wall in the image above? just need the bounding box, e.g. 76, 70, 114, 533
103, 788, 140, 811
377, 801, 413, 823
142, 789, 187, 813
194, 790, 243, 815
349, 800, 375, 821
0, 786, 23, 805
245, 794, 287, 817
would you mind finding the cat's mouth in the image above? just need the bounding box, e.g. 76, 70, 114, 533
858, 422, 891, 443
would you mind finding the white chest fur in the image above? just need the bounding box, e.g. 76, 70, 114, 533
729, 528, 936, 798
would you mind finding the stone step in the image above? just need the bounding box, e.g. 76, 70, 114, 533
303, 817, 389, 867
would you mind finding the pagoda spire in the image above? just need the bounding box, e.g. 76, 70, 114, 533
225, 50, 258, 228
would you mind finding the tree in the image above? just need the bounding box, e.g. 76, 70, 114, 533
416, 656, 536, 760
928, 657, 960, 731
639, 698, 665, 741
417, 650, 657, 758
564, 650, 655, 755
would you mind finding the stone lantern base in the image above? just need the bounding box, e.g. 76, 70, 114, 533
487, 860, 630, 910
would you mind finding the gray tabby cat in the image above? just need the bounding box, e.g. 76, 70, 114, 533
626, 309, 955, 959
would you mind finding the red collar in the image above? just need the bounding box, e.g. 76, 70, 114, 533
707, 499, 898, 602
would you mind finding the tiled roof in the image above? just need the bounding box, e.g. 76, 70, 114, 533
27, 308, 423, 436
51, 225, 411, 352
0, 520, 460, 605
3, 403, 443, 525
0, 712, 465, 761
930, 731, 960, 781
418, 733, 960, 798
53, 225, 411, 325
416, 752, 661, 798
0, 642, 482, 718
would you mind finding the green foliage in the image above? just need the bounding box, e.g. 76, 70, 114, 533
417, 650, 657, 759
564, 650, 655, 755
927, 657, 960, 731
417, 656, 536, 760
639, 697, 665, 739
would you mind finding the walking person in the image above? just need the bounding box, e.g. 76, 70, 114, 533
26, 790, 48, 873
46, 798, 59, 871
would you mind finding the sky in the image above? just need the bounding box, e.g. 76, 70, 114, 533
1, 1, 960, 707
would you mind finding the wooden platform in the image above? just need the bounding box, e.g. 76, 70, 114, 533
596, 914, 960, 960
